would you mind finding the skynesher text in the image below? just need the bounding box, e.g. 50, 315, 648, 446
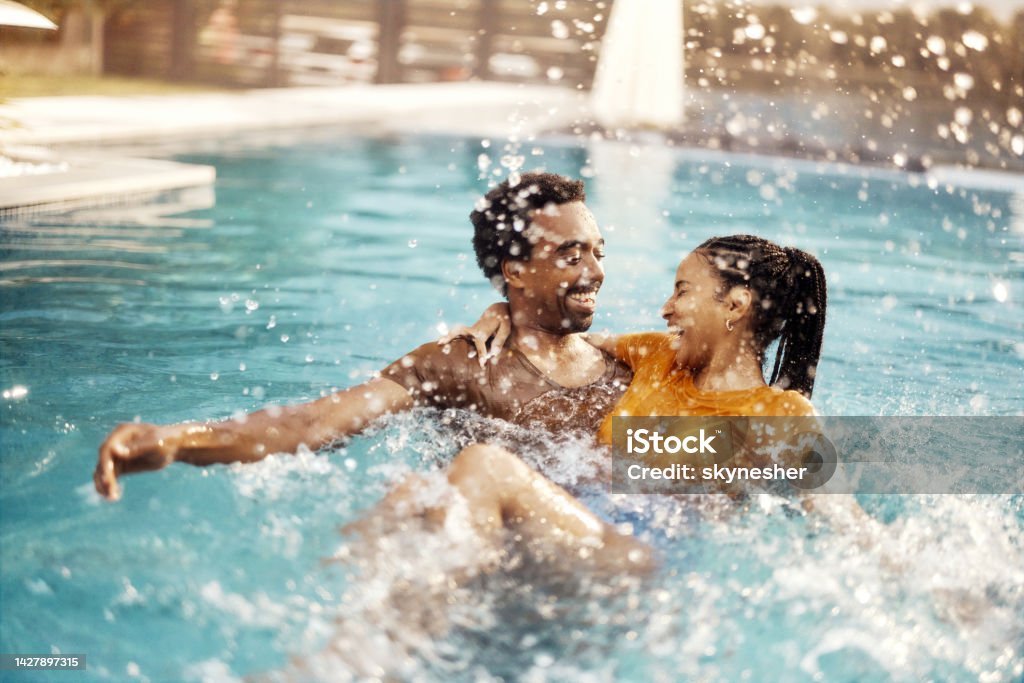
627, 463, 809, 483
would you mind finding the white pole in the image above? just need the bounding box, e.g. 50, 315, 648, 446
590, 0, 684, 130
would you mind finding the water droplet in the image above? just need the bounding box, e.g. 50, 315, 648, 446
961, 29, 988, 51
280, 334, 290, 343
574, 19, 594, 34
726, 113, 747, 136
210, 372, 219, 381
2, 385, 28, 400
500, 154, 525, 171
408, 239, 418, 248
790, 7, 817, 25
245, 299, 259, 313
535, 653, 555, 667
953, 73, 974, 91
1011, 135, 1024, 156
546, 66, 563, 82
550, 19, 569, 39
992, 281, 1009, 303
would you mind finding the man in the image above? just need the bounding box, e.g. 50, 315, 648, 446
94, 172, 632, 500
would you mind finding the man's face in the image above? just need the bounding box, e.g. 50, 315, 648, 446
507, 201, 606, 334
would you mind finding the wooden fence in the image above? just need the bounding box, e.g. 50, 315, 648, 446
103, 0, 608, 89
93, 0, 1023, 120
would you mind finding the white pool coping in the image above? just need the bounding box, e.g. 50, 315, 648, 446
1, 82, 1019, 213
0, 82, 588, 147
0, 154, 216, 212
0, 82, 588, 212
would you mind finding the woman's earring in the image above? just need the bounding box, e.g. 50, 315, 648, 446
725, 319, 735, 332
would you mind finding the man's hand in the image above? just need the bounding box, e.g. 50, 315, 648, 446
94, 423, 179, 501
438, 302, 512, 366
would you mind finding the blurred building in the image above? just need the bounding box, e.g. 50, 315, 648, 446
3, 1, 1021, 170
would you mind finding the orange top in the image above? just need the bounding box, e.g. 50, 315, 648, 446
597, 333, 817, 444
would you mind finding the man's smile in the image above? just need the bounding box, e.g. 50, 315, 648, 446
566, 284, 600, 312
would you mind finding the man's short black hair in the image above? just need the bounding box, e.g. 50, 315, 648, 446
470, 171, 586, 295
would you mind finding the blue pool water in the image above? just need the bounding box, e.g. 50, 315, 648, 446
1, 132, 1022, 682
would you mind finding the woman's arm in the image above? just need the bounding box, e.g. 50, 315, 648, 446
438, 302, 629, 363
582, 331, 620, 357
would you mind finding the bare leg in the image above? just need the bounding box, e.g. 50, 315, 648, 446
295, 445, 653, 680
443, 444, 654, 574
339, 472, 451, 540
345, 443, 654, 574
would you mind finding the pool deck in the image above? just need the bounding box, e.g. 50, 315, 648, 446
0, 82, 587, 147
0, 82, 586, 213
2, 82, 1020, 213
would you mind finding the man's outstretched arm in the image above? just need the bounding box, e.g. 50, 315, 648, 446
94, 377, 414, 500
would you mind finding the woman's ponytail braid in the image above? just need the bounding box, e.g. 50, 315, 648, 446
771, 246, 827, 397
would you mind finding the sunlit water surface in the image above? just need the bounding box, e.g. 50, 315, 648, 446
1, 133, 1022, 682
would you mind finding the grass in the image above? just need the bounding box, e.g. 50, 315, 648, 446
0, 73, 231, 99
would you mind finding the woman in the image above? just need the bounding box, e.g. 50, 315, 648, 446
359, 235, 827, 573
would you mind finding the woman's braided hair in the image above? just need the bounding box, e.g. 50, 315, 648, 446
696, 235, 827, 398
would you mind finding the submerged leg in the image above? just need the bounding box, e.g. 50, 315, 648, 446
445, 444, 654, 573
345, 443, 654, 574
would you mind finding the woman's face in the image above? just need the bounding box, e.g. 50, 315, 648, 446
659, 251, 733, 366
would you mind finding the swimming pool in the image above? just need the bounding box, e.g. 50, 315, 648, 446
1, 132, 1022, 681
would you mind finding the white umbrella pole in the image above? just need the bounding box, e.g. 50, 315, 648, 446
591, 0, 684, 130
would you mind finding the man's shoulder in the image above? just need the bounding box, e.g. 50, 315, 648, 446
380, 339, 490, 408
383, 339, 485, 380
